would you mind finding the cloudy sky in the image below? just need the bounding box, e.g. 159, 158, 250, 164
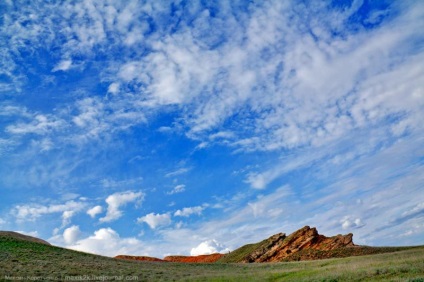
0, 0, 423, 257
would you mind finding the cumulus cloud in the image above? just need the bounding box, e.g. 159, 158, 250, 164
87, 205, 103, 218
99, 191, 144, 223
174, 206, 205, 217
67, 227, 144, 257
190, 239, 229, 256
63, 225, 81, 244
137, 213, 171, 229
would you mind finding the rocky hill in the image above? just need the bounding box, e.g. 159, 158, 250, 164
218, 226, 358, 263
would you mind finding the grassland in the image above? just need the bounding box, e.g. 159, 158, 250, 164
1, 233, 424, 281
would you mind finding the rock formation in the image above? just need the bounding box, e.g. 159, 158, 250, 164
220, 226, 355, 263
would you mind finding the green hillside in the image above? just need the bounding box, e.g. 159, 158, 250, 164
1, 232, 424, 281
218, 237, 273, 263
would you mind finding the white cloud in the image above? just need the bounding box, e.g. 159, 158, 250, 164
87, 205, 103, 218
246, 173, 267, 189
190, 239, 229, 256
107, 82, 120, 94
5, 1, 422, 154
137, 212, 171, 229
69, 97, 147, 143
52, 59, 72, 72
66, 227, 145, 257
63, 225, 81, 244
174, 205, 204, 217
165, 168, 191, 178
6, 114, 65, 135
167, 184, 185, 195
209, 131, 236, 141
99, 191, 144, 223
61, 210, 75, 227
341, 217, 365, 230
13, 200, 86, 222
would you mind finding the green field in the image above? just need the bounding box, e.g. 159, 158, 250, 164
1, 233, 423, 281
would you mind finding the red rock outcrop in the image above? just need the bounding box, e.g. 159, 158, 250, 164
242, 226, 355, 262
163, 253, 224, 263
115, 255, 165, 262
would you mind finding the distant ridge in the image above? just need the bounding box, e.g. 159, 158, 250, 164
115, 255, 166, 262
115, 253, 225, 263
0, 231, 51, 246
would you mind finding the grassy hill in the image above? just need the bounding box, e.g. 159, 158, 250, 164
1, 232, 424, 281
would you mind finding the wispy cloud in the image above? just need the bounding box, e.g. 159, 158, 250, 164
12, 200, 86, 223
167, 184, 186, 195
165, 168, 191, 178
174, 205, 205, 217
6, 114, 65, 135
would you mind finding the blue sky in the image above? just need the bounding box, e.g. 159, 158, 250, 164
0, 0, 423, 257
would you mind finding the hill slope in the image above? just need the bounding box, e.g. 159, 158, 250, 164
0, 231, 51, 245
1, 231, 424, 281
218, 226, 413, 263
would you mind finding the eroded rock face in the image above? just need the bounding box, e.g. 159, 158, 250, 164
115, 255, 165, 262
242, 226, 354, 262
163, 253, 225, 263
